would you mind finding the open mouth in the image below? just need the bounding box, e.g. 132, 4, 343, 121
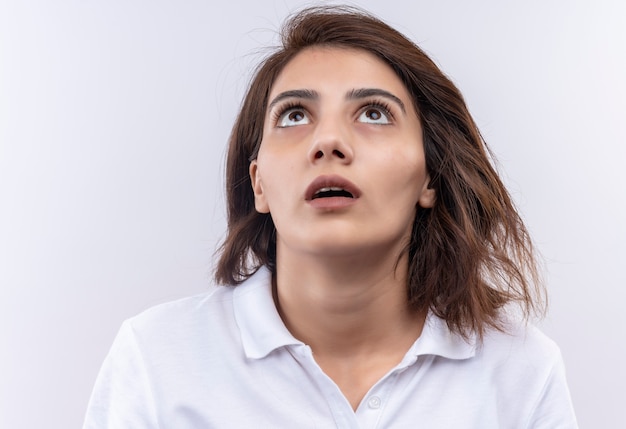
312, 187, 354, 199
305, 174, 362, 203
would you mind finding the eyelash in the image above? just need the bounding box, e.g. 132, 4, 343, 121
271, 99, 396, 126
360, 99, 394, 122
271, 102, 306, 125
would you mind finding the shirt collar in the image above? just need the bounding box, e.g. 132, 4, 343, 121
233, 267, 303, 359
233, 266, 476, 361
405, 312, 477, 361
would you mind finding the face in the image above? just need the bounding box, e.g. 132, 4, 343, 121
250, 47, 435, 258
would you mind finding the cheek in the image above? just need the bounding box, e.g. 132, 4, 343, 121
377, 150, 426, 194
255, 158, 298, 211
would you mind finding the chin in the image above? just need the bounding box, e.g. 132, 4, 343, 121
283, 232, 409, 260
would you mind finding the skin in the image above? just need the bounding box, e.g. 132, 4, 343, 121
249, 47, 435, 410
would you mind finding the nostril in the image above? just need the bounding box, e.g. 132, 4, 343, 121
315, 150, 324, 159
333, 150, 345, 159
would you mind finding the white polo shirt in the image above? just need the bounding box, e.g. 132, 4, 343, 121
83, 267, 578, 428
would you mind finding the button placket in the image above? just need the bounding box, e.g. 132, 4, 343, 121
367, 396, 381, 409
290, 345, 360, 428
355, 368, 408, 429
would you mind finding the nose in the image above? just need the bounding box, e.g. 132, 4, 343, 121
307, 117, 354, 164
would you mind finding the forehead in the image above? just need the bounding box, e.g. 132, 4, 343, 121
269, 46, 411, 101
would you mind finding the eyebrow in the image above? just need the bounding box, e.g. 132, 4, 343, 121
268, 89, 319, 111
347, 88, 406, 114
267, 88, 406, 114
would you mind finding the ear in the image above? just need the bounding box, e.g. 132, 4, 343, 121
249, 160, 270, 213
417, 175, 436, 208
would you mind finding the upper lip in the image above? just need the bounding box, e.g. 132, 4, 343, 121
304, 175, 362, 201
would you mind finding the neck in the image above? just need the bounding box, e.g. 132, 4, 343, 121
273, 244, 425, 358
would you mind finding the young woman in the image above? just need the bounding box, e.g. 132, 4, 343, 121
84, 6, 578, 428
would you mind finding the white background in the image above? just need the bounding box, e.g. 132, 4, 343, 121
1, 0, 624, 427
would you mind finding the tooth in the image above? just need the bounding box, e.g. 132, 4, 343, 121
315, 187, 344, 193
313, 186, 348, 198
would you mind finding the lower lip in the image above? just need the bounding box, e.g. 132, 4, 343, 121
307, 197, 357, 210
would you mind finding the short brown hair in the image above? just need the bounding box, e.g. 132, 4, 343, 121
215, 5, 545, 340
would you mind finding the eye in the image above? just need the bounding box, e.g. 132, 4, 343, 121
357, 103, 392, 125
276, 107, 310, 128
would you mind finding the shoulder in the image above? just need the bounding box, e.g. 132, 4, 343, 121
120, 267, 274, 355
127, 286, 234, 332
118, 284, 246, 359
476, 323, 577, 427
479, 321, 562, 369
470, 322, 567, 409
99, 284, 244, 387
422, 314, 563, 383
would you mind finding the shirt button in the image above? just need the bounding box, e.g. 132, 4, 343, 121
367, 396, 381, 409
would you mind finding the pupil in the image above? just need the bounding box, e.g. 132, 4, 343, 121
368, 109, 380, 120
290, 111, 303, 121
